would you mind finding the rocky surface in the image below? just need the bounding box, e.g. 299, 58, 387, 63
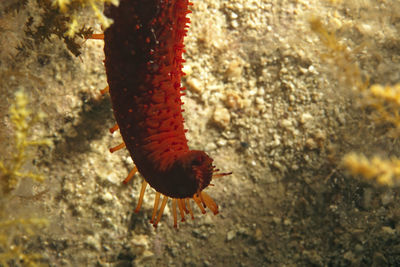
1, 0, 400, 266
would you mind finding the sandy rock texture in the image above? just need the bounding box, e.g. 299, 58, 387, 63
1, 0, 400, 266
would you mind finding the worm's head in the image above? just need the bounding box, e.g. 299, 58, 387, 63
185, 150, 214, 192
166, 150, 214, 198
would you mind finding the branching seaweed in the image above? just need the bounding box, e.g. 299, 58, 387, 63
309, 17, 369, 92
0, 90, 51, 195
310, 17, 400, 186
22, 0, 94, 57
343, 153, 400, 186
366, 83, 400, 137
0, 90, 51, 266
52, 0, 119, 37
3, 0, 119, 57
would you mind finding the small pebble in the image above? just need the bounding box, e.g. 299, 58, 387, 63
213, 107, 231, 128
226, 230, 236, 241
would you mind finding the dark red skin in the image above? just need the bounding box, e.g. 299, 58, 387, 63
104, 0, 214, 198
